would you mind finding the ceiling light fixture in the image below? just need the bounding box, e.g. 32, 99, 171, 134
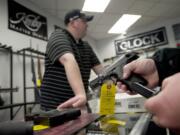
108, 14, 141, 34
82, 0, 111, 12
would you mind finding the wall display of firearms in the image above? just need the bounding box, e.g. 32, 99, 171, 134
0, 43, 14, 120
17, 44, 45, 117
0, 42, 45, 120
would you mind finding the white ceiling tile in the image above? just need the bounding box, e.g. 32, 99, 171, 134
93, 24, 112, 33
135, 0, 160, 2
128, 16, 158, 31
128, 1, 155, 15
97, 13, 121, 25
105, 0, 136, 14
29, 0, 56, 9
159, 0, 180, 4
145, 3, 174, 17
87, 13, 103, 25
56, 0, 84, 10
166, 6, 180, 18
89, 32, 116, 40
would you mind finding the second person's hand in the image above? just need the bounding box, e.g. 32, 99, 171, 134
145, 73, 180, 131
118, 58, 159, 93
57, 94, 87, 109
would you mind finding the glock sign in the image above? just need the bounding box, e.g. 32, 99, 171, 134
115, 27, 168, 55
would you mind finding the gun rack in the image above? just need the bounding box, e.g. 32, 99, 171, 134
16, 47, 45, 58
0, 42, 14, 119
0, 43, 44, 120
0, 87, 18, 93
16, 47, 45, 117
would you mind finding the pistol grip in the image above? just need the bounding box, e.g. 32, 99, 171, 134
127, 73, 147, 86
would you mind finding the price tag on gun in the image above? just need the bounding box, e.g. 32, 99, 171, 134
98, 52, 140, 115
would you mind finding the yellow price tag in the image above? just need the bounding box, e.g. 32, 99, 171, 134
99, 81, 116, 115
37, 79, 41, 87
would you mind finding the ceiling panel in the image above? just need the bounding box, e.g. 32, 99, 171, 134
89, 32, 116, 40
105, 0, 136, 14
92, 24, 113, 33
97, 13, 120, 25
56, 0, 84, 10
145, 3, 175, 17
128, 1, 156, 15
128, 16, 158, 31
85, 13, 103, 25
135, 0, 160, 2
29, 0, 56, 9
159, 0, 180, 4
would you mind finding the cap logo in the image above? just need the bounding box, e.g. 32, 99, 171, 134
69, 15, 80, 21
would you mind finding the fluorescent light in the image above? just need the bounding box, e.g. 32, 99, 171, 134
108, 14, 141, 34
82, 0, 110, 12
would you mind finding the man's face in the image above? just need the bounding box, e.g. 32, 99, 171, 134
73, 18, 88, 38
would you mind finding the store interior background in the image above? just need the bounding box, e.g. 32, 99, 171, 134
0, 0, 180, 121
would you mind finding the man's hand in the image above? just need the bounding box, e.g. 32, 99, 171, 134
57, 94, 87, 109
145, 73, 180, 131
118, 59, 159, 93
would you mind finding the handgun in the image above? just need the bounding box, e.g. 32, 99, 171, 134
90, 52, 145, 88
90, 52, 158, 98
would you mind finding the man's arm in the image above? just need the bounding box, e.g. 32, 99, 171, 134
57, 53, 87, 108
92, 64, 104, 75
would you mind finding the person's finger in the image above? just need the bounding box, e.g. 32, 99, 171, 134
58, 97, 78, 108
161, 77, 169, 90
144, 93, 162, 115
152, 115, 161, 127
123, 60, 136, 79
72, 99, 82, 107
123, 65, 131, 79
117, 82, 136, 94
127, 90, 137, 95
119, 84, 127, 91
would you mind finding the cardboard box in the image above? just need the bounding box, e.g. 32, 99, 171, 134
88, 93, 147, 113
115, 93, 147, 113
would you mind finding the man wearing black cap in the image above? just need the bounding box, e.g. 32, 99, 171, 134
40, 9, 103, 112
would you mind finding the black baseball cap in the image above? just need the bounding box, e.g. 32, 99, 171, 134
64, 9, 94, 25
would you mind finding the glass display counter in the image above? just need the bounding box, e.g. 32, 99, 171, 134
86, 113, 168, 135
35, 113, 169, 135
